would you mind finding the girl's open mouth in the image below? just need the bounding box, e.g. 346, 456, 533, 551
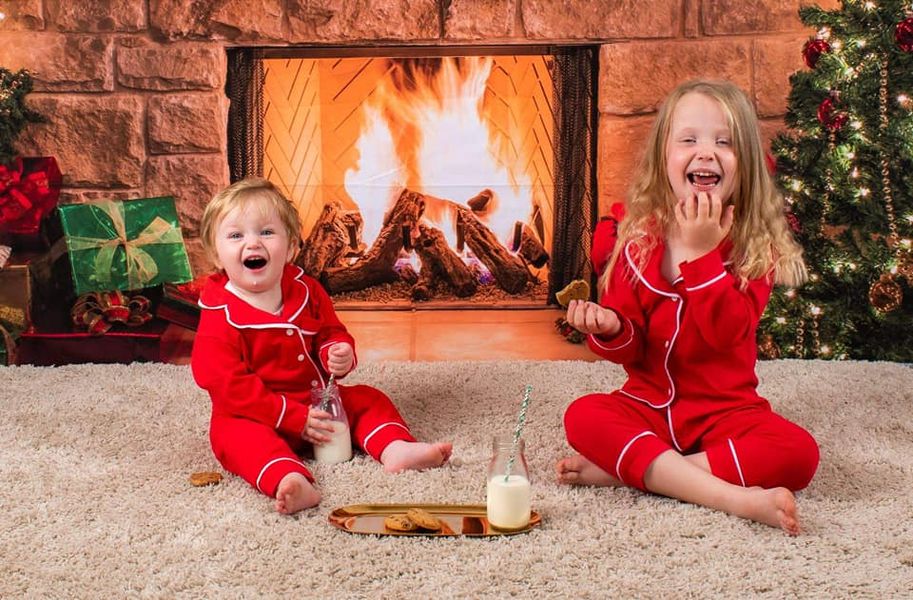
687, 171, 721, 188
243, 256, 268, 270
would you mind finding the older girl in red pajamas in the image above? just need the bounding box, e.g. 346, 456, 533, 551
556, 80, 819, 535
192, 178, 451, 514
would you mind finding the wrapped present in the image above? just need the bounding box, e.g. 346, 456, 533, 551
154, 278, 205, 330
40, 196, 193, 297
28, 249, 165, 332
0, 320, 21, 365
16, 318, 169, 366
0, 251, 38, 330
0, 157, 62, 248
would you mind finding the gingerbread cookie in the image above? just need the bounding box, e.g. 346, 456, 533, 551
555, 279, 590, 308
189, 471, 223, 487
384, 514, 417, 532
406, 508, 442, 532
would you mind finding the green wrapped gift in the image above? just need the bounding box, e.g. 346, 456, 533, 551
52, 197, 193, 295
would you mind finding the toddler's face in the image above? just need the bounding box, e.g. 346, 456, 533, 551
213, 199, 294, 298
665, 92, 738, 206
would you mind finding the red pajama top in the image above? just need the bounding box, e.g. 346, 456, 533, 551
589, 210, 772, 420
191, 264, 356, 439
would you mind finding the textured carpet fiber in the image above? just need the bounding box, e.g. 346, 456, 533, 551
2, 359, 912, 598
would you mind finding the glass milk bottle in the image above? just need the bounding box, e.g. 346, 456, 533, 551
486, 435, 531, 530
310, 379, 352, 464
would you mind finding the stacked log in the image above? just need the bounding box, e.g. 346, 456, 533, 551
322, 189, 425, 293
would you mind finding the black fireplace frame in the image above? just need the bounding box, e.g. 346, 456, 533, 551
225, 45, 597, 304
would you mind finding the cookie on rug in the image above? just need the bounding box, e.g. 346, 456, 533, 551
555, 279, 590, 308
189, 471, 223, 487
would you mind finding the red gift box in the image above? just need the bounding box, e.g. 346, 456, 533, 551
0, 157, 62, 248
154, 279, 204, 330
16, 318, 169, 366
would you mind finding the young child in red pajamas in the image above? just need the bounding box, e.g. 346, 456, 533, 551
192, 177, 452, 515
556, 80, 819, 535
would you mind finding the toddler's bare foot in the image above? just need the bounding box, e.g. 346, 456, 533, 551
381, 441, 452, 473
275, 472, 321, 515
732, 486, 800, 535
556, 454, 621, 487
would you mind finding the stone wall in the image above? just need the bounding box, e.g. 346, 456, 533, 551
0, 0, 838, 275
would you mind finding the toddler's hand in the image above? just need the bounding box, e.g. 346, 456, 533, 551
326, 342, 354, 376
303, 408, 335, 444
566, 299, 621, 337
673, 192, 734, 259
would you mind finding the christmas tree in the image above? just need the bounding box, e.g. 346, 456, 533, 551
760, 0, 913, 361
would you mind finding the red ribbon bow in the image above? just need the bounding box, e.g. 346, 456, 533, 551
0, 157, 61, 233
71, 290, 153, 336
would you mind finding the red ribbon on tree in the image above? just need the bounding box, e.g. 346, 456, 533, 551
71, 290, 153, 336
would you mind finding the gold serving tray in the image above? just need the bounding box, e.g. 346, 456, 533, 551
328, 503, 541, 537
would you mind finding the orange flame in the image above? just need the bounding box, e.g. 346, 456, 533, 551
344, 57, 534, 252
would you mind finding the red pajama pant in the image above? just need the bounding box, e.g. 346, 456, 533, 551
210, 384, 415, 498
564, 392, 819, 492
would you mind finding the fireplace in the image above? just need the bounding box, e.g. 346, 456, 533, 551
228, 46, 595, 308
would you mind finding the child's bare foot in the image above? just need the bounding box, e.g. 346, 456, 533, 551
275, 472, 321, 515
556, 454, 621, 486
732, 486, 800, 535
381, 441, 452, 473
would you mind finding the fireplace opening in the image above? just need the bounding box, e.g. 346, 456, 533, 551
226, 47, 596, 308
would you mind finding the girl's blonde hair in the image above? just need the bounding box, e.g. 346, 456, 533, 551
598, 79, 806, 295
200, 177, 302, 263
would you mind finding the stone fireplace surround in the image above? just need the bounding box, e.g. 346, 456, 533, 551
0, 0, 837, 278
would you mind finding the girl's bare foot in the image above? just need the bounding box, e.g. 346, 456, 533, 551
275, 472, 321, 514
556, 454, 621, 487
732, 486, 800, 535
381, 441, 452, 473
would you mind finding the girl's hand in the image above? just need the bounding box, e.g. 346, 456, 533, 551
326, 342, 354, 375
303, 408, 335, 444
566, 299, 621, 337
673, 192, 734, 259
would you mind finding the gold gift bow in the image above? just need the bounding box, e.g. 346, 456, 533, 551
64, 200, 184, 290
0, 305, 26, 329
71, 289, 152, 336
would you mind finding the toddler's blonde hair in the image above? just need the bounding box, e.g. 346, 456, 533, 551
200, 177, 302, 264
599, 79, 806, 295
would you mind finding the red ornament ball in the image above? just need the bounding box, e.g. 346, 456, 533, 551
896, 17, 913, 52
786, 211, 801, 234
803, 38, 831, 68
817, 97, 848, 132
765, 151, 777, 175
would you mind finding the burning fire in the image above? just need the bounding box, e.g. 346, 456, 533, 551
344, 57, 535, 257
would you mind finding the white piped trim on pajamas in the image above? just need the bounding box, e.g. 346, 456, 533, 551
588, 315, 634, 351
256, 456, 308, 494
666, 406, 683, 452
615, 430, 657, 484
728, 438, 747, 487
684, 271, 727, 292
362, 422, 410, 454
275, 394, 287, 428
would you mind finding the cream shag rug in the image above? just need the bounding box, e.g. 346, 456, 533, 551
1, 359, 912, 598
